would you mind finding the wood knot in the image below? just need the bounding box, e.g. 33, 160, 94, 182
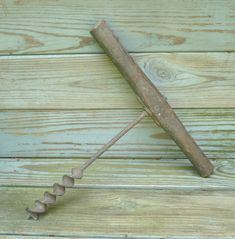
157, 68, 172, 82
214, 160, 235, 178
141, 60, 174, 84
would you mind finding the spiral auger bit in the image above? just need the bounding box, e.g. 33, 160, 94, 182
26, 111, 147, 220
26, 21, 214, 220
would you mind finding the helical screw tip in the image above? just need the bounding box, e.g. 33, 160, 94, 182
43, 191, 56, 204
53, 183, 65, 196
34, 200, 47, 213
63, 175, 75, 187
26, 208, 39, 220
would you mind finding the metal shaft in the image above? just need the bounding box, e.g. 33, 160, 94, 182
81, 110, 147, 170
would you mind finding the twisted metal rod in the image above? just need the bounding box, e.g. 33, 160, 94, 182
26, 110, 147, 220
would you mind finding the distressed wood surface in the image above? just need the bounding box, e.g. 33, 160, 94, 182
1, 187, 235, 237
0, 234, 83, 239
0, 237, 72, 239
1, 53, 235, 109
1, 1, 235, 237
2, 236, 235, 239
0, 109, 234, 158
0, 157, 234, 190
0, 0, 235, 54
0, 237, 92, 239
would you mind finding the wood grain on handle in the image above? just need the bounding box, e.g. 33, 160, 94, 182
90, 21, 214, 177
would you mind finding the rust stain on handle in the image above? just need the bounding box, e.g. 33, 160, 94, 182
90, 20, 214, 177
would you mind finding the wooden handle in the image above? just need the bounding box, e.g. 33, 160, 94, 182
90, 21, 214, 177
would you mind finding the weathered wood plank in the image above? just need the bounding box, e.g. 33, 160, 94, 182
0, 157, 234, 190
0, 237, 71, 239
1, 53, 235, 109
2, 235, 235, 239
0, 109, 234, 158
0, 187, 234, 237
2, 234, 231, 239
0, 237, 100, 239
0, 237, 75, 239
0, 0, 235, 54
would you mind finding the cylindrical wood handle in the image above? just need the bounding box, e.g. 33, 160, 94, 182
90, 21, 214, 177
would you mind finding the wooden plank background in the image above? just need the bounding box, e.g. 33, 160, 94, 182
1, 53, 235, 109
0, 0, 235, 238
1, 188, 235, 237
0, 109, 234, 158
1, 157, 235, 189
0, 0, 235, 54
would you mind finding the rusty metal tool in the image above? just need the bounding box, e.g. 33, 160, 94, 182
26, 21, 214, 220
26, 110, 147, 220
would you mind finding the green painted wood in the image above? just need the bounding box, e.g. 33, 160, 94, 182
0, 109, 234, 158
0, 237, 93, 239
1, 187, 234, 237
0, 237, 68, 239
0, 0, 235, 54
0, 237, 74, 239
0, 157, 234, 190
3, 237, 234, 239
1, 53, 235, 109
1, 1, 234, 237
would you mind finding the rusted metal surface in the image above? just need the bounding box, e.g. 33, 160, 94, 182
90, 21, 214, 178
26, 111, 147, 220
